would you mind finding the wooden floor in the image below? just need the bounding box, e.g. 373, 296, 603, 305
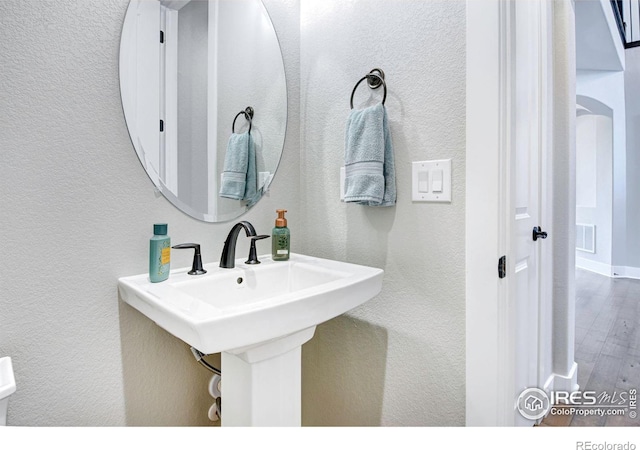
541, 269, 640, 426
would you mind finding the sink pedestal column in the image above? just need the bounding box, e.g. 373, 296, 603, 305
221, 326, 316, 426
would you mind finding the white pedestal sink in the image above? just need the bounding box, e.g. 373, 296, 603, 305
118, 253, 383, 426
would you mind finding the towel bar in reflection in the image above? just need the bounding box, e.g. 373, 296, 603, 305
232, 106, 254, 133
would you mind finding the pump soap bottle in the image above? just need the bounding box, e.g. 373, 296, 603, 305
272, 210, 290, 261
150, 223, 170, 282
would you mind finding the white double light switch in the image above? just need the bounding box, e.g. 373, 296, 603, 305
412, 159, 452, 202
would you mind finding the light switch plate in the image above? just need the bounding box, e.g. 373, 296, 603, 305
412, 159, 452, 202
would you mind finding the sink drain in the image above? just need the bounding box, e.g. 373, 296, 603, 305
236, 277, 243, 284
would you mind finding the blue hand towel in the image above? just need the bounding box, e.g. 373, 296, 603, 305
244, 135, 260, 205
344, 102, 396, 206
219, 132, 258, 201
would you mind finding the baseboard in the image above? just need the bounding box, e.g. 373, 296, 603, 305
541, 363, 579, 394
612, 266, 640, 280
537, 364, 579, 425
576, 257, 613, 277
576, 259, 640, 280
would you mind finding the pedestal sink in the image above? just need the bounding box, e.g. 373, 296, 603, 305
118, 253, 383, 426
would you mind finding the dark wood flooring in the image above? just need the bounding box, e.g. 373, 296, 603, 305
541, 269, 640, 426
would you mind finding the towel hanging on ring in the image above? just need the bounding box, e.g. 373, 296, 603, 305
343, 69, 396, 206
219, 107, 259, 203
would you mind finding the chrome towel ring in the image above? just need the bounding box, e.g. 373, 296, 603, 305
232, 106, 254, 133
350, 68, 386, 109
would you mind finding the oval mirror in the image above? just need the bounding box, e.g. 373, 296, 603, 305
119, 0, 287, 222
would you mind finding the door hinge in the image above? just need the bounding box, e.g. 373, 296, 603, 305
160, 120, 164, 132
160, 30, 165, 43
498, 256, 506, 279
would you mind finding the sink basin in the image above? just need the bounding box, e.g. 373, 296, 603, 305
118, 253, 383, 355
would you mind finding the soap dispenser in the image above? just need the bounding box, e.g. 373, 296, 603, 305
272, 209, 290, 261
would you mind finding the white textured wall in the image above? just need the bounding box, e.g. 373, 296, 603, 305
299, 0, 466, 426
0, 0, 299, 426
552, 0, 577, 386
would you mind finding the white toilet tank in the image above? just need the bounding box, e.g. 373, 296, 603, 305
0, 357, 16, 426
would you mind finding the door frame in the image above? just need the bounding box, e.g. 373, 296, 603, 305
465, 0, 563, 426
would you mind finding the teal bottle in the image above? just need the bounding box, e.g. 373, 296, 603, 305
149, 223, 170, 282
272, 210, 290, 261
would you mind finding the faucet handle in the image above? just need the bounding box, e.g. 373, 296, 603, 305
245, 235, 270, 265
172, 243, 207, 275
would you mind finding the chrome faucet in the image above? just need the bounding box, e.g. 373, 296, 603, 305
219, 221, 257, 268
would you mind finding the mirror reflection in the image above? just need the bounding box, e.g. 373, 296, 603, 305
120, 0, 287, 222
